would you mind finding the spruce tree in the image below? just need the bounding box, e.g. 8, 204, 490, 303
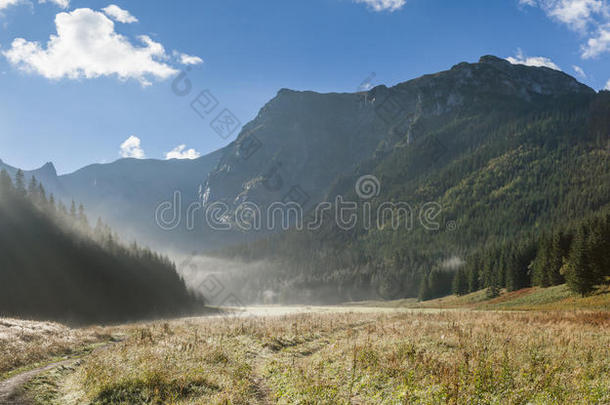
467, 255, 480, 292
565, 226, 597, 297
48, 193, 56, 216
0, 169, 13, 196
418, 273, 431, 301
452, 268, 468, 295
70, 200, 77, 219
548, 232, 566, 285
27, 176, 38, 199
15, 169, 26, 197
37, 184, 47, 207
532, 236, 551, 287
78, 203, 89, 231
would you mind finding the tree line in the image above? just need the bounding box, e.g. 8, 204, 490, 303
0, 169, 205, 324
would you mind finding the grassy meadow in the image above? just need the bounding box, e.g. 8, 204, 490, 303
0, 318, 118, 380
7, 306, 609, 405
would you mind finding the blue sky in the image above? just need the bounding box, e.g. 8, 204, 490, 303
1, 0, 609, 174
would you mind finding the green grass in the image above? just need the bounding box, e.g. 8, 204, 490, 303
353, 284, 610, 312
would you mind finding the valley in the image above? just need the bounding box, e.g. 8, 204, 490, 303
2, 302, 608, 404
1, 48, 609, 404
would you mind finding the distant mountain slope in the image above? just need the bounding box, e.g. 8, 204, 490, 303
0, 56, 602, 262
0, 171, 204, 324
60, 150, 223, 250
210, 58, 609, 304
0, 151, 224, 251
0, 159, 63, 197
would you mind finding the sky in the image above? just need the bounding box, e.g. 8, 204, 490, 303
0, 0, 609, 174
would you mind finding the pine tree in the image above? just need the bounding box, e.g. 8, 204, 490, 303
548, 232, 566, 285
0, 169, 13, 196
94, 217, 105, 239
78, 203, 89, 231
467, 255, 480, 292
586, 220, 609, 284
505, 253, 517, 292
70, 200, 77, 219
418, 273, 431, 301
452, 268, 468, 295
532, 236, 552, 287
15, 169, 26, 197
37, 184, 47, 207
58, 201, 68, 218
565, 226, 597, 297
48, 193, 56, 216
27, 176, 38, 199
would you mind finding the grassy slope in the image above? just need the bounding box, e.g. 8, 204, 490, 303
350, 284, 610, 311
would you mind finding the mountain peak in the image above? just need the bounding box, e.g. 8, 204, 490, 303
478, 55, 511, 66
39, 162, 57, 177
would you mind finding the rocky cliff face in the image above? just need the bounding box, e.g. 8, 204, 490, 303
202, 89, 387, 211
201, 55, 594, 216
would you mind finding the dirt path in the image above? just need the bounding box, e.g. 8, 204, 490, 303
0, 341, 119, 405
0, 360, 75, 404
251, 352, 273, 405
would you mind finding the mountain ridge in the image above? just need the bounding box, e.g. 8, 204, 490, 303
0, 55, 602, 255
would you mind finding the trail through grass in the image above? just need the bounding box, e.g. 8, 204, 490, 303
16, 308, 609, 404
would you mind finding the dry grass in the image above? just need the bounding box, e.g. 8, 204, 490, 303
24, 309, 610, 404
0, 317, 116, 378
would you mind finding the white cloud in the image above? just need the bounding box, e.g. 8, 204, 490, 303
173, 51, 203, 65
119, 135, 145, 159
102, 4, 138, 24
39, 0, 69, 9
519, 0, 610, 58
0, 0, 23, 10
2, 8, 178, 86
1, 0, 68, 11
506, 49, 562, 70
606, 79, 610, 89
572, 64, 587, 78
581, 25, 610, 57
354, 0, 406, 12
165, 145, 201, 160
520, 0, 607, 32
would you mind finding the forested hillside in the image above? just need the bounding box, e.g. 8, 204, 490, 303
213, 69, 610, 304
0, 169, 204, 324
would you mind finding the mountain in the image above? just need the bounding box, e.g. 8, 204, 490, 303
60, 150, 223, 250
0, 159, 63, 197
1, 56, 607, 288
201, 56, 594, 213
1, 151, 223, 251
207, 56, 609, 304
